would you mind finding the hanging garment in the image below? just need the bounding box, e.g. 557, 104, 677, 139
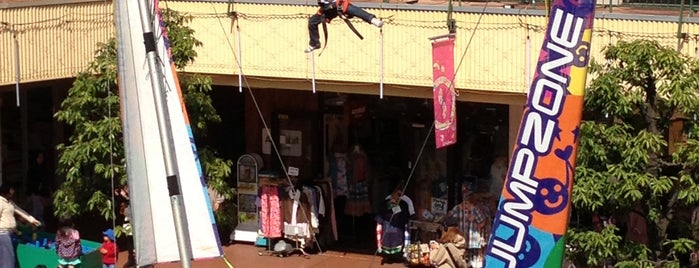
302, 186, 320, 229
282, 187, 314, 247
259, 186, 282, 238
328, 153, 349, 197
346, 149, 371, 216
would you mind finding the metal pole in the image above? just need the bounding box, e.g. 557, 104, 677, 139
691, 0, 695, 17
135, 0, 193, 267
679, 0, 686, 51
311, 53, 316, 94
13, 33, 20, 107
525, 33, 531, 91
379, 28, 384, 99
609, 0, 613, 13
447, 0, 456, 33
237, 23, 243, 93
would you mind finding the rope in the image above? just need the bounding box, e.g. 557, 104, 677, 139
209, 3, 328, 266
369, 2, 490, 267
222, 255, 236, 268
105, 0, 117, 236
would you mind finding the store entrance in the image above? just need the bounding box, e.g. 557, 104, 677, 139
323, 94, 433, 253
321, 93, 510, 254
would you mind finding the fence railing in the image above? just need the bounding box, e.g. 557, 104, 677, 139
516, 0, 697, 16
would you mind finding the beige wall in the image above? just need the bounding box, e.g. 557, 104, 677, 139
0, 1, 113, 86
1, 1, 697, 102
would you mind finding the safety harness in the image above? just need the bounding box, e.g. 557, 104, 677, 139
318, 0, 363, 55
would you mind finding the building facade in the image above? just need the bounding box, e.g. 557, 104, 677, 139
1, 0, 697, 249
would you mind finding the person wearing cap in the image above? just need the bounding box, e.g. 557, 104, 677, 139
99, 229, 118, 268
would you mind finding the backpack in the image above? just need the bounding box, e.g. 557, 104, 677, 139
56, 232, 82, 259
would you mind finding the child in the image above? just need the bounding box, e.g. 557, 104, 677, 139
99, 229, 118, 268
55, 218, 82, 268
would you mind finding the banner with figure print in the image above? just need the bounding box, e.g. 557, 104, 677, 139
431, 35, 457, 149
484, 0, 595, 267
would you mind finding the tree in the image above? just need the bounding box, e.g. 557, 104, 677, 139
53, 9, 234, 231
569, 39, 699, 267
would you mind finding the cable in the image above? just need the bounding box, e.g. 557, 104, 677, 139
209, 3, 329, 264
105, 0, 117, 239
369, 2, 490, 267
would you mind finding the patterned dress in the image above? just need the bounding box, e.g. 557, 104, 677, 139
260, 186, 282, 238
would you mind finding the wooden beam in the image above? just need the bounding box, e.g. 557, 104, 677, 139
202, 73, 526, 106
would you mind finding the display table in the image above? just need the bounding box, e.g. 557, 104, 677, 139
409, 220, 442, 242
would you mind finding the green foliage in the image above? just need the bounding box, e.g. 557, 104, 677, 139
572, 39, 699, 266
567, 225, 622, 266
53, 9, 234, 227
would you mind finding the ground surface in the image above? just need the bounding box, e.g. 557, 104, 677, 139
115, 242, 411, 268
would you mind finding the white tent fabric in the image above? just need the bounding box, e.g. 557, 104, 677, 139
115, 0, 223, 265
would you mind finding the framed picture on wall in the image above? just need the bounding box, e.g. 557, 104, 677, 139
280, 129, 302, 157
431, 197, 448, 216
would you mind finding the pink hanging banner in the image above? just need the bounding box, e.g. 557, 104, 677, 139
431, 36, 457, 149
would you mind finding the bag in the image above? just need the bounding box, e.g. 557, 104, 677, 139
56, 233, 83, 260
56, 236, 82, 259
445, 244, 467, 268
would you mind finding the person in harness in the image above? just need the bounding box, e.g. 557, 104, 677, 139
305, 0, 383, 53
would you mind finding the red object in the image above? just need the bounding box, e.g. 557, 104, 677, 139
431, 36, 457, 149
316, 0, 351, 20
101, 240, 119, 265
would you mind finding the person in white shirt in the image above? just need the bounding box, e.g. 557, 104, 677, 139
0, 183, 41, 268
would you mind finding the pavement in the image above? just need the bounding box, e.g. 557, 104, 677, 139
116, 242, 410, 268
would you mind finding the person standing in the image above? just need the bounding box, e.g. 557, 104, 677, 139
99, 229, 118, 268
447, 195, 485, 268
27, 151, 51, 196
0, 183, 41, 268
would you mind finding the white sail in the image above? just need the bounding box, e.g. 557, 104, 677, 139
115, 0, 222, 265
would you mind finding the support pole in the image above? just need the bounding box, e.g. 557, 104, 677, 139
237, 22, 243, 93
678, 0, 687, 52
311, 53, 316, 94
136, 0, 193, 267
13, 33, 20, 107
447, 0, 456, 34
525, 33, 531, 91
379, 28, 384, 99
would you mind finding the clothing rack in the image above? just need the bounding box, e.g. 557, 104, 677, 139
257, 179, 334, 258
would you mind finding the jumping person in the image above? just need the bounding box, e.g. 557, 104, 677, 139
305, 0, 383, 53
